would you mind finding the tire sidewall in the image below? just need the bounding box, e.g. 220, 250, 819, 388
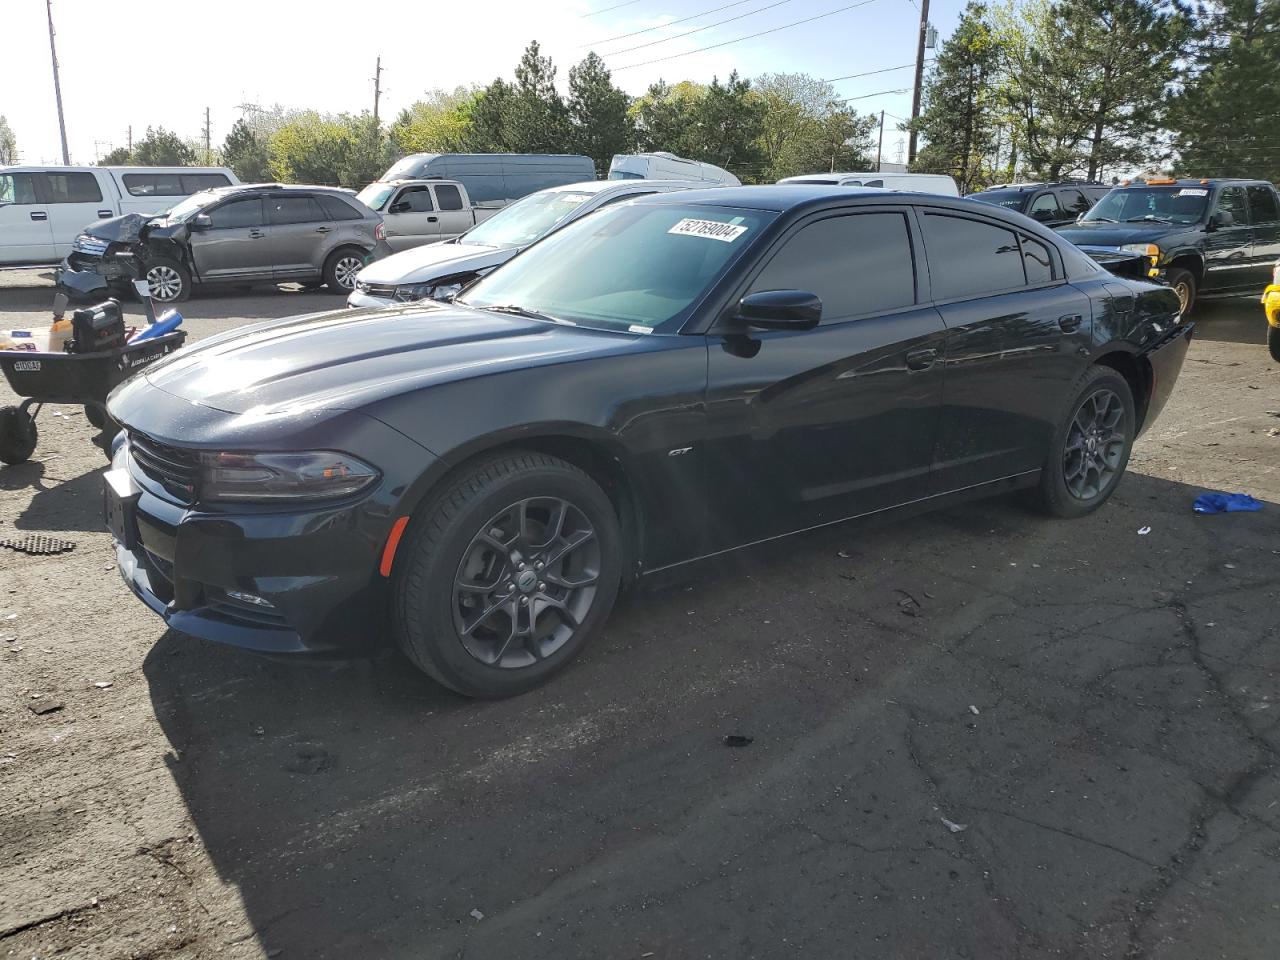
1165, 267, 1196, 317
1039, 368, 1136, 518
395, 462, 622, 698
144, 257, 191, 303
324, 248, 365, 293
1268, 325, 1280, 364
0, 407, 38, 464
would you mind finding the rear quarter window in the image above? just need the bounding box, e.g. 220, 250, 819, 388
922, 213, 1026, 300
317, 194, 364, 220
45, 172, 103, 204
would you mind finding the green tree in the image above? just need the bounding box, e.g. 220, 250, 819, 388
221, 119, 271, 182
99, 145, 132, 166
504, 41, 572, 152
465, 79, 515, 151
912, 2, 1004, 191
1169, 0, 1280, 181
631, 80, 706, 155
390, 87, 477, 155
568, 52, 634, 175
687, 72, 766, 177
754, 73, 875, 181
0, 117, 17, 165
267, 112, 393, 187
131, 126, 196, 166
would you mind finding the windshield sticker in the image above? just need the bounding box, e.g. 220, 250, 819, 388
628, 324, 654, 335
668, 218, 748, 243
1177, 188, 1208, 197
558, 194, 591, 203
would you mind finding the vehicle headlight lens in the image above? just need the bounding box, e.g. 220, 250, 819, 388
200, 451, 379, 502
1120, 243, 1161, 260
393, 282, 435, 302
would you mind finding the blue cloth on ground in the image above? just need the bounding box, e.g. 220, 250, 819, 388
1192, 492, 1264, 514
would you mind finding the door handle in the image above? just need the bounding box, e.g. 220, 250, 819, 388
427, 216, 438, 223
1058, 314, 1083, 333
30, 211, 47, 221
97, 209, 112, 218
905, 347, 938, 371
315, 225, 332, 233
249, 229, 265, 239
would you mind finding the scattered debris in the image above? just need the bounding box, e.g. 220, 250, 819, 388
1137, 526, 1152, 535
28, 697, 64, 716
723, 734, 754, 748
0, 534, 77, 556
469, 908, 485, 921
895, 589, 923, 617
968, 705, 980, 716
837, 550, 852, 559
93, 681, 113, 689
941, 817, 968, 834
1193, 492, 1264, 514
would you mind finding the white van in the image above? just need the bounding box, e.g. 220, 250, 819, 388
0, 165, 239, 268
610, 152, 740, 186
777, 171, 959, 196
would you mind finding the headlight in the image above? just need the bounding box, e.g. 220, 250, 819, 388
200, 451, 379, 502
1119, 243, 1160, 259
393, 282, 435, 302
1272, 261, 1279, 285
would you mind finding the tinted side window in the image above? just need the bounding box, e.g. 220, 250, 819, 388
1021, 235, 1055, 285
1216, 187, 1250, 225
0, 173, 40, 204
1059, 189, 1091, 216
181, 173, 231, 193
316, 194, 363, 220
268, 196, 325, 225
1027, 192, 1062, 222
1247, 185, 1279, 224
748, 212, 916, 323
208, 198, 264, 229
922, 213, 1025, 299
45, 172, 103, 204
123, 173, 183, 197
434, 184, 464, 211
396, 186, 433, 212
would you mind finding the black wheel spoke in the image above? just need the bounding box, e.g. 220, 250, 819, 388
1062, 387, 1128, 502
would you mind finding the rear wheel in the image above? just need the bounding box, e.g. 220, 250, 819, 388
1268, 325, 1280, 363
0, 406, 38, 465
1034, 367, 1135, 518
83, 404, 107, 430
393, 451, 622, 698
323, 248, 365, 294
1165, 267, 1196, 317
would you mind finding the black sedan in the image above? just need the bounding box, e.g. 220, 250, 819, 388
105, 186, 1191, 698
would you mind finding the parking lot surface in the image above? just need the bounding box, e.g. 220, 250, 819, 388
2, 271, 1279, 959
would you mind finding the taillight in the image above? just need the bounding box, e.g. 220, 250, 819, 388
374, 223, 386, 241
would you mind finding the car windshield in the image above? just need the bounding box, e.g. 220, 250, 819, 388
461, 190, 597, 248
1083, 186, 1208, 224
969, 190, 1029, 212
356, 183, 396, 212
608, 171, 644, 180
458, 202, 774, 334
163, 191, 221, 221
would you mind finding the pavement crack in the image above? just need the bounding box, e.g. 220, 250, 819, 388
968, 806, 1160, 868
0, 899, 104, 941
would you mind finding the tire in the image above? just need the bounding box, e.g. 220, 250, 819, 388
1269, 324, 1280, 364
323, 248, 365, 294
0, 406, 38, 465
1034, 367, 1135, 519
143, 257, 191, 304
84, 404, 107, 430
1165, 267, 1196, 317
393, 451, 622, 698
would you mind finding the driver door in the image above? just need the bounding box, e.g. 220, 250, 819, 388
190, 197, 271, 280
1203, 186, 1254, 293
382, 185, 438, 251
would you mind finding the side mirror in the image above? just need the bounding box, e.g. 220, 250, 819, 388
1032, 208, 1056, 222
1209, 210, 1233, 229
190, 213, 212, 231
735, 290, 822, 331
389, 201, 411, 214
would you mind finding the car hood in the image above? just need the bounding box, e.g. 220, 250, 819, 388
115, 302, 644, 418
1055, 222, 1189, 247
83, 212, 188, 243
357, 241, 513, 285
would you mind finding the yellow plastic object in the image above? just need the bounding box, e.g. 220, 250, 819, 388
1263, 285, 1280, 328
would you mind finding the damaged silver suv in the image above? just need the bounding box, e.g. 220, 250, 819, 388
63, 184, 384, 302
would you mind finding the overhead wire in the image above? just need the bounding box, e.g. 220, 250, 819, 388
581, 0, 764, 48
602, 0, 795, 57
823, 61, 922, 83
581, 0, 644, 16
611, 0, 881, 71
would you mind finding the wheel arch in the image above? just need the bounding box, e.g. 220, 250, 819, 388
1093, 348, 1151, 431
1166, 251, 1204, 285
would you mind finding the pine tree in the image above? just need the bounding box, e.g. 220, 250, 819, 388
221, 119, 271, 182
568, 52, 634, 175
505, 42, 572, 153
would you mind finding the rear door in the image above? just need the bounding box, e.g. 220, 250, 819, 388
0, 171, 54, 265
383, 184, 437, 250
1203, 185, 1254, 292
265, 195, 330, 279
921, 210, 1092, 491
703, 207, 947, 550
1026, 191, 1066, 228
190, 197, 270, 280
42, 171, 114, 258
432, 183, 473, 240
1247, 184, 1280, 287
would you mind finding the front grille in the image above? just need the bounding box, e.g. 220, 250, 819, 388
129, 432, 199, 503
73, 233, 109, 256
357, 281, 397, 299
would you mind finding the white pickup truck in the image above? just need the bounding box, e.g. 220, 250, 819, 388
354, 179, 496, 252
0, 165, 238, 268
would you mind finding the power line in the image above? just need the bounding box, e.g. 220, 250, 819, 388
840, 86, 911, 102
823, 60, 923, 84
581, 0, 643, 16
603, 0, 793, 58
612, 0, 880, 71
582, 0, 760, 48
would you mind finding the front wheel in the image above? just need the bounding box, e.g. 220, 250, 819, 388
323, 249, 365, 294
1165, 267, 1196, 317
1268, 324, 1280, 363
1034, 367, 1135, 518
143, 258, 191, 304
393, 451, 622, 698
0, 406, 38, 465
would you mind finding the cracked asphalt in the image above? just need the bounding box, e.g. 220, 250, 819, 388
1, 271, 1279, 959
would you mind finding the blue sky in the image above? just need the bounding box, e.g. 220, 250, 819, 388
2, 0, 967, 166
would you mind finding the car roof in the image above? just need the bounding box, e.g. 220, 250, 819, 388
1116, 177, 1271, 188
635, 183, 1021, 216
540, 179, 710, 196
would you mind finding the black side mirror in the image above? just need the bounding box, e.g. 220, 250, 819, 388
190, 213, 212, 231
389, 201, 411, 214
735, 290, 822, 331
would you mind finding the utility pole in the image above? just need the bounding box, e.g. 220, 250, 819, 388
127, 125, 132, 152
907, 0, 931, 167
46, 0, 70, 165
876, 110, 886, 172
203, 107, 212, 164
372, 56, 383, 123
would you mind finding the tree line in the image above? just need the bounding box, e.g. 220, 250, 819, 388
914, 0, 1280, 193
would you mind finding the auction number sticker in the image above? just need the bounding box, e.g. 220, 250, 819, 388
1177, 188, 1209, 197
668, 218, 748, 243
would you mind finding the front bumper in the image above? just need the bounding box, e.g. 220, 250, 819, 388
105, 438, 399, 655
1140, 321, 1195, 435
1263, 285, 1280, 327
346, 288, 397, 309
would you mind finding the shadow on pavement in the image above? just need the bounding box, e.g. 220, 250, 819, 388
0, 281, 341, 324
143, 471, 1280, 959
1, 460, 108, 532
1191, 299, 1267, 346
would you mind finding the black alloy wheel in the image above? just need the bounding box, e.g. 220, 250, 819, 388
1035, 367, 1134, 518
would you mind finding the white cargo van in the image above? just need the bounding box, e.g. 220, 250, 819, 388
777, 171, 959, 196
609, 152, 740, 186
0, 165, 239, 268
